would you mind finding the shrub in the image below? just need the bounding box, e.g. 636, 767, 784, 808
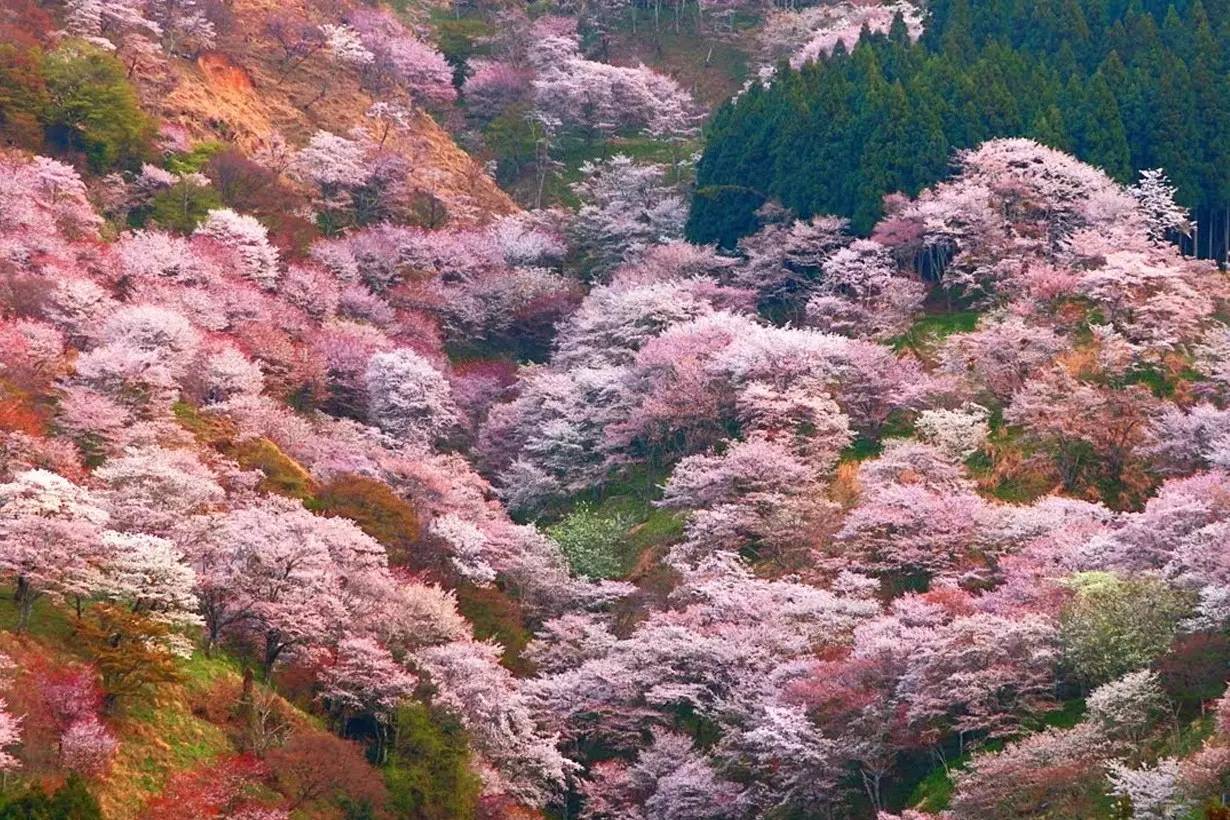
1060, 573, 1192, 686
0, 44, 48, 151
79, 605, 181, 710
453, 584, 531, 673
384, 704, 479, 820
0, 775, 102, 819
43, 41, 152, 171
1155, 633, 1230, 712
143, 179, 223, 233
546, 502, 633, 580
266, 732, 387, 813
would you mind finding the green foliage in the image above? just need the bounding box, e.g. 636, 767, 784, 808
482, 106, 541, 187
1060, 572, 1193, 686
80, 604, 182, 709
431, 17, 492, 86
546, 502, 635, 580
691, 0, 1230, 247
685, 185, 765, 249
892, 310, 981, 356
907, 759, 960, 813
231, 438, 318, 502
164, 142, 224, 175
0, 775, 102, 819
384, 704, 480, 820
174, 403, 319, 502
454, 583, 532, 673
1154, 632, 1230, 712
141, 180, 223, 233
0, 43, 49, 150
42, 41, 152, 172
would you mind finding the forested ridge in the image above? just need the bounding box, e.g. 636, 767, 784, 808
690, 0, 1230, 254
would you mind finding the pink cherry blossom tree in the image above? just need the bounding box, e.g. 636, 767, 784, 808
0, 470, 110, 628
318, 634, 416, 757
364, 348, 461, 446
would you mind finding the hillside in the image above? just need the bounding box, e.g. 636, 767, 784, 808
1, 0, 1230, 818
151, 0, 516, 223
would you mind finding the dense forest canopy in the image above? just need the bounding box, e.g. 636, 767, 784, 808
1, 0, 1230, 817
689, 0, 1230, 256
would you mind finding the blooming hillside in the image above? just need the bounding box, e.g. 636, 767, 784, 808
1, 0, 1230, 818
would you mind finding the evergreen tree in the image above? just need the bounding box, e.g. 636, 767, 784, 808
690, 0, 1230, 254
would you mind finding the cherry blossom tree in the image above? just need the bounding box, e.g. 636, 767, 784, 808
364, 348, 461, 446
347, 8, 455, 106
914, 404, 990, 460
63, 0, 160, 50
0, 155, 102, 248
0, 470, 110, 628
1085, 670, 1167, 746
480, 366, 630, 511
552, 279, 717, 369
529, 29, 700, 146
195, 209, 281, 289
148, 0, 216, 54
949, 724, 1108, 819
715, 703, 842, 813
318, 634, 416, 756
463, 60, 532, 121
416, 640, 575, 807
320, 23, 373, 66
895, 611, 1059, 749
97, 530, 201, 645
1071, 236, 1216, 359
582, 730, 746, 819
1107, 758, 1188, 820
836, 483, 990, 581
95, 445, 223, 535
183, 499, 384, 673
59, 717, 118, 775
0, 696, 21, 777
102, 306, 196, 366
192, 345, 264, 405
569, 156, 689, 277
524, 613, 617, 674
1129, 169, 1192, 244
1005, 368, 1160, 494
736, 215, 849, 310
0, 320, 65, 391
758, 2, 923, 70
938, 315, 1064, 400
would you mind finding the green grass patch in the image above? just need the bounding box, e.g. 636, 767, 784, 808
1163, 713, 1217, 759
892, 309, 981, 356
174, 402, 317, 502
1035, 697, 1086, 730
907, 760, 959, 813
540, 464, 684, 574
842, 436, 884, 462
840, 414, 916, 463
0, 592, 79, 648
177, 650, 245, 691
